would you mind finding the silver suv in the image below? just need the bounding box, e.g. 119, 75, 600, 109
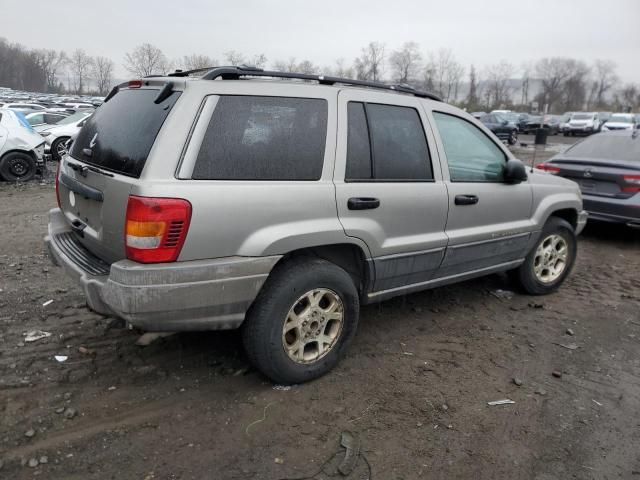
45, 67, 587, 384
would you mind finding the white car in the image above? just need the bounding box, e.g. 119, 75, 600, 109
0, 109, 45, 181
39, 110, 93, 161
25, 111, 70, 129
601, 113, 637, 131
0, 103, 47, 113
565, 112, 601, 136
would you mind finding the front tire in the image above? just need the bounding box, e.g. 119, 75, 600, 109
242, 258, 360, 384
511, 217, 577, 295
0, 152, 36, 182
51, 137, 70, 162
508, 130, 518, 145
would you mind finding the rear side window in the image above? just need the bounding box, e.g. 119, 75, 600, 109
70, 88, 180, 177
345, 102, 432, 181
192, 96, 328, 180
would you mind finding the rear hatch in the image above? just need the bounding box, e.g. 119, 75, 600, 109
57, 83, 181, 264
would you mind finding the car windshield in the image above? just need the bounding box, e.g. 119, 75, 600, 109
55, 111, 90, 125
572, 113, 593, 120
494, 113, 509, 122
608, 115, 633, 123
564, 134, 640, 162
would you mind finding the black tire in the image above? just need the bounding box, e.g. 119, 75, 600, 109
242, 258, 360, 384
51, 137, 70, 162
508, 130, 518, 145
510, 217, 577, 295
0, 152, 36, 182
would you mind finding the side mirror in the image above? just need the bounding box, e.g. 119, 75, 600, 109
504, 158, 528, 184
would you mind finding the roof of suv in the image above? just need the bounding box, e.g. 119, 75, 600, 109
139, 65, 443, 102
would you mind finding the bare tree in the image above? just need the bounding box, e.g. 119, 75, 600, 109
331, 58, 354, 78
124, 43, 169, 77
466, 65, 480, 111
224, 50, 245, 66
354, 42, 385, 81
519, 62, 533, 106
535, 57, 576, 110
423, 49, 464, 102
484, 61, 515, 109
561, 61, 590, 111
35, 49, 67, 92
69, 49, 92, 94
250, 54, 268, 69
591, 59, 618, 108
91, 56, 114, 95
616, 83, 639, 111
389, 42, 422, 84
182, 54, 216, 71
273, 57, 298, 72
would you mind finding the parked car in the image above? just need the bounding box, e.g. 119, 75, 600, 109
24, 111, 70, 129
480, 113, 519, 144
559, 112, 573, 134
2, 103, 47, 113
564, 112, 601, 136
536, 129, 640, 228
523, 115, 560, 135
0, 109, 45, 181
601, 113, 637, 131
471, 111, 486, 119
45, 67, 586, 384
39, 110, 93, 161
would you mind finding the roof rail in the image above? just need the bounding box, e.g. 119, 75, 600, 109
192, 66, 441, 101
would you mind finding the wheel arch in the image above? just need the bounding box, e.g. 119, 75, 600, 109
0, 148, 38, 163
271, 243, 371, 297
548, 208, 578, 230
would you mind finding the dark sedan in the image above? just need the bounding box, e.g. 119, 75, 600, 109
536, 129, 640, 228
479, 113, 518, 145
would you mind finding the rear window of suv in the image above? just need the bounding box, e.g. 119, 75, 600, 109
70, 88, 180, 177
192, 96, 328, 180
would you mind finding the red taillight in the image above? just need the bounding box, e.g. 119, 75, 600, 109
622, 174, 640, 192
125, 196, 192, 263
55, 161, 61, 208
535, 164, 561, 174
128, 80, 142, 88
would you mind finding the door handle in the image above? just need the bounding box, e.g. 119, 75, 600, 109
455, 194, 479, 206
348, 197, 380, 210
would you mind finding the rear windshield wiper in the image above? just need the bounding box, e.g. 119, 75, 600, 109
67, 160, 114, 178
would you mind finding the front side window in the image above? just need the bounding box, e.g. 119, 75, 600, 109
433, 112, 507, 182
193, 96, 327, 181
345, 101, 432, 181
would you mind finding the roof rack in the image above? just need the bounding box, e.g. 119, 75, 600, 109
169, 65, 442, 101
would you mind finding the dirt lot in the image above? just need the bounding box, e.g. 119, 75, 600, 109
1, 139, 639, 479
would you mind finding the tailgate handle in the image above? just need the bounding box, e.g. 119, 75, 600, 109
455, 194, 479, 206
60, 173, 104, 202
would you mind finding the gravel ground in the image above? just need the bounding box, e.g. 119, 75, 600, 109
1, 139, 639, 479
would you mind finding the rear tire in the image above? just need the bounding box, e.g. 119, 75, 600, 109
51, 137, 70, 162
510, 217, 577, 295
242, 258, 360, 384
0, 152, 36, 182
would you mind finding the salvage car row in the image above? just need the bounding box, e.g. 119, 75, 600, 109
473, 110, 640, 145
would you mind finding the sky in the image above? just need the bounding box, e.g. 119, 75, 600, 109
2, 0, 639, 82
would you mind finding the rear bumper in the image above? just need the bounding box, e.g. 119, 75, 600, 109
582, 194, 640, 226
45, 208, 281, 331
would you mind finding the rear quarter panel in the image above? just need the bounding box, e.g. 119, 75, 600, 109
136, 81, 357, 261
